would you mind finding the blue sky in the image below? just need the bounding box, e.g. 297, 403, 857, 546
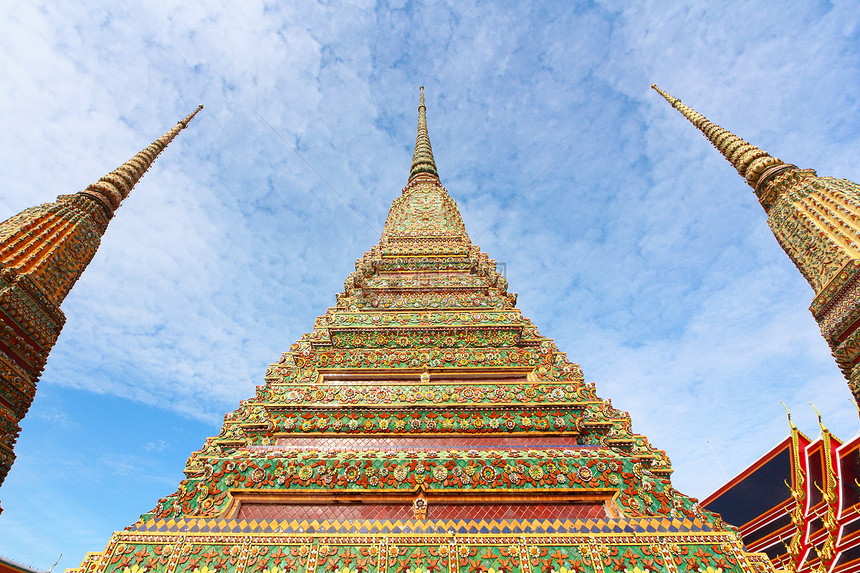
0, 0, 859, 569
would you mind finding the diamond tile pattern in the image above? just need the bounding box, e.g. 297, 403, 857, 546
430, 502, 606, 520
270, 436, 579, 450
135, 515, 709, 535
238, 503, 414, 520
237, 502, 605, 521
321, 375, 529, 384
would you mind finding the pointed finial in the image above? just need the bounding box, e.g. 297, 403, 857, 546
651, 85, 790, 190
849, 397, 860, 424
809, 402, 828, 434
82, 105, 203, 213
780, 401, 797, 429
408, 87, 439, 182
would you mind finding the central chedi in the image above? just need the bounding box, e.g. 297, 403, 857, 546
74, 89, 773, 573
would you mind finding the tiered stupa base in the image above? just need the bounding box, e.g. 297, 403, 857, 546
70, 91, 776, 573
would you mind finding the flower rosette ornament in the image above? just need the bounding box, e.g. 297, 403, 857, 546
251, 467, 265, 484
577, 466, 593, 483
393, 465, 408, 483
345, 465, 361, 483
481, 465, 497, 483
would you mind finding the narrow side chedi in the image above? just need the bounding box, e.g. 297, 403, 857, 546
0, 105, 202, 514
653, 85, 860, 405
72, 90, 773, 573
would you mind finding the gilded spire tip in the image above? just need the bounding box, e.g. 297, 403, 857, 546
179, 105, 204, 128
408, 87, 438, 183
81, 106, 202, 213
652, 85, 787, 191
651, 84, 677, 106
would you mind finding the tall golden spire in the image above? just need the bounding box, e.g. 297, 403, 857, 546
0, 106, 202, 509
0, 105, 203, 304
82, 105, 203, 213
653, 84, 860, 406
408, 86, 439, 182
651, 85, 795, 194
